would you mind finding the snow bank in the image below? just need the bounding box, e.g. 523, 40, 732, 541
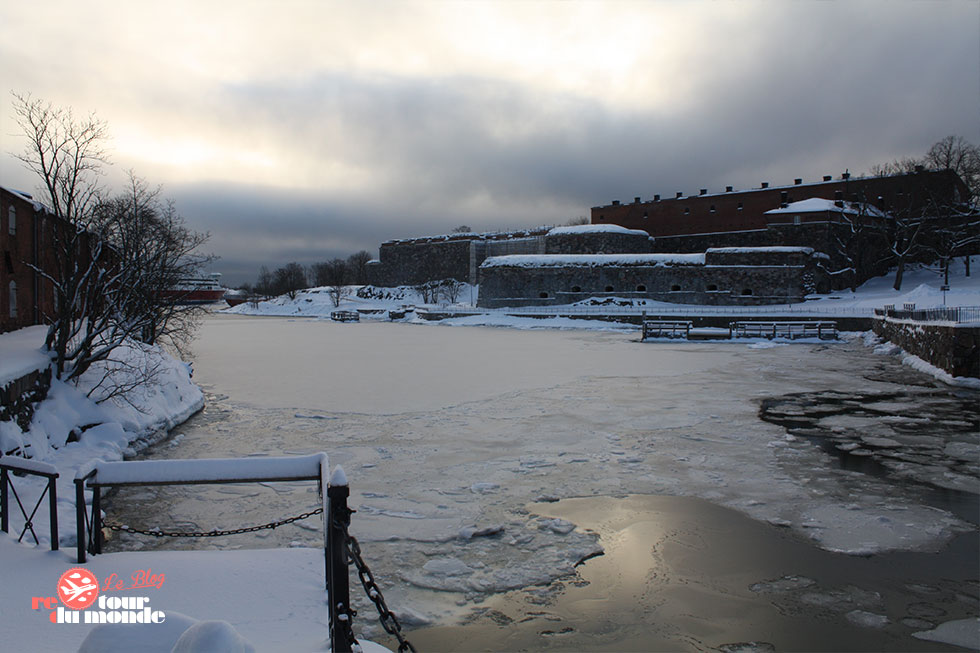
0, 325, 51, 385
0, 333, 204, 549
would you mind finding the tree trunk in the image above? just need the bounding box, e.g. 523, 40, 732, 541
893, 259, 905, 291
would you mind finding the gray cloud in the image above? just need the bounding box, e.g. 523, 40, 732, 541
3, 1, 977, 287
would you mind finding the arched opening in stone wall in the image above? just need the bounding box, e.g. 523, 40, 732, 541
707, 284, 718, 291
571, 286, 582, 293
741, 288, 753, 296
670, 284, 681, 292
636, 285, 646, 292
604, 286, 614, 292
539, 292, 549, 299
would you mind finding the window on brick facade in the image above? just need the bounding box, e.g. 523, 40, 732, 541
793, 215, 801, 225
709, 205, 716, 213
8, 281, 16, 318
683, 207, 690, 215
737, 202, 743, 211
7, 206, 14, 235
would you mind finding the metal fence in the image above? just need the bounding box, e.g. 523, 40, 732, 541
873, 305, 980, 323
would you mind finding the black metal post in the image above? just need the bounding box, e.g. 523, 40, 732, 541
75, 478, 86, 563
327, 483, 353, 653
1, 467, 8, 534
91, 486, 102, 555
48, 476, 58, 551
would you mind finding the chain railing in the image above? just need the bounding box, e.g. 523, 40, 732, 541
344, 521, 417, 653
74, 455, 417, 653
103, 507, 324, 538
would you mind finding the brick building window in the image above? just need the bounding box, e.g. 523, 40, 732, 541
8, 281, 16, 318
737, 202, 743, 211
7, 206, 14, 235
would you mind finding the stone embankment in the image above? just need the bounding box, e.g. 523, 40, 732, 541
872, 308, 980, 379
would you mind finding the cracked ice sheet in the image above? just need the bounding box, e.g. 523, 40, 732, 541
109, 321, 975, 624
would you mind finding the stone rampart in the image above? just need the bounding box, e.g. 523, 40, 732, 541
477, 253, 827, 308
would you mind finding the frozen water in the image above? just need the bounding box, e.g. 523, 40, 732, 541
104, 316, 977, 625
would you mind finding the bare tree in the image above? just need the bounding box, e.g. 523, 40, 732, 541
564, 216, 590, 226
924, 135, 980, 199
439, 278, 464, 304
451, 225, 472, 233
345, 250, 373, 285
273, 262, 308, 299
12, 92, 109, 381
11, 94, 212, 395
311, 258, 349, 306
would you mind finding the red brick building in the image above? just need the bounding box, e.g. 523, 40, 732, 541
592, 169, 969, 237
0, 186, 59, 333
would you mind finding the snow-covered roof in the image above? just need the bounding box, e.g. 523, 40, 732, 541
765, 198, 886, 217
0, 185, 52, 213
547, 224, 650, 237
481, 253, 706, 268
706, 246, 816, 255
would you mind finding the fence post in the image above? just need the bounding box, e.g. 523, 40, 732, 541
91, 486, 102, 555
1, 467, 8, 535
48, 476, 58, 551
75, 478, 86, 563
327, 473, 353, 653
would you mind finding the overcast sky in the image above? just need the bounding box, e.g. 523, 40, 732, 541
1, 1, 977, 285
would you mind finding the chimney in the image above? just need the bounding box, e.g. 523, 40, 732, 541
612, 200, 620, 206
700, 189, 707, 195
823, 175, 832, 181
676, 191, 684, 198
794, 178, 802, 185
725, 186, 733, 192
654, 194, 661, 201
761, 182, 769, 189
634, 197, 641, 204
842, 172, 850, 180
